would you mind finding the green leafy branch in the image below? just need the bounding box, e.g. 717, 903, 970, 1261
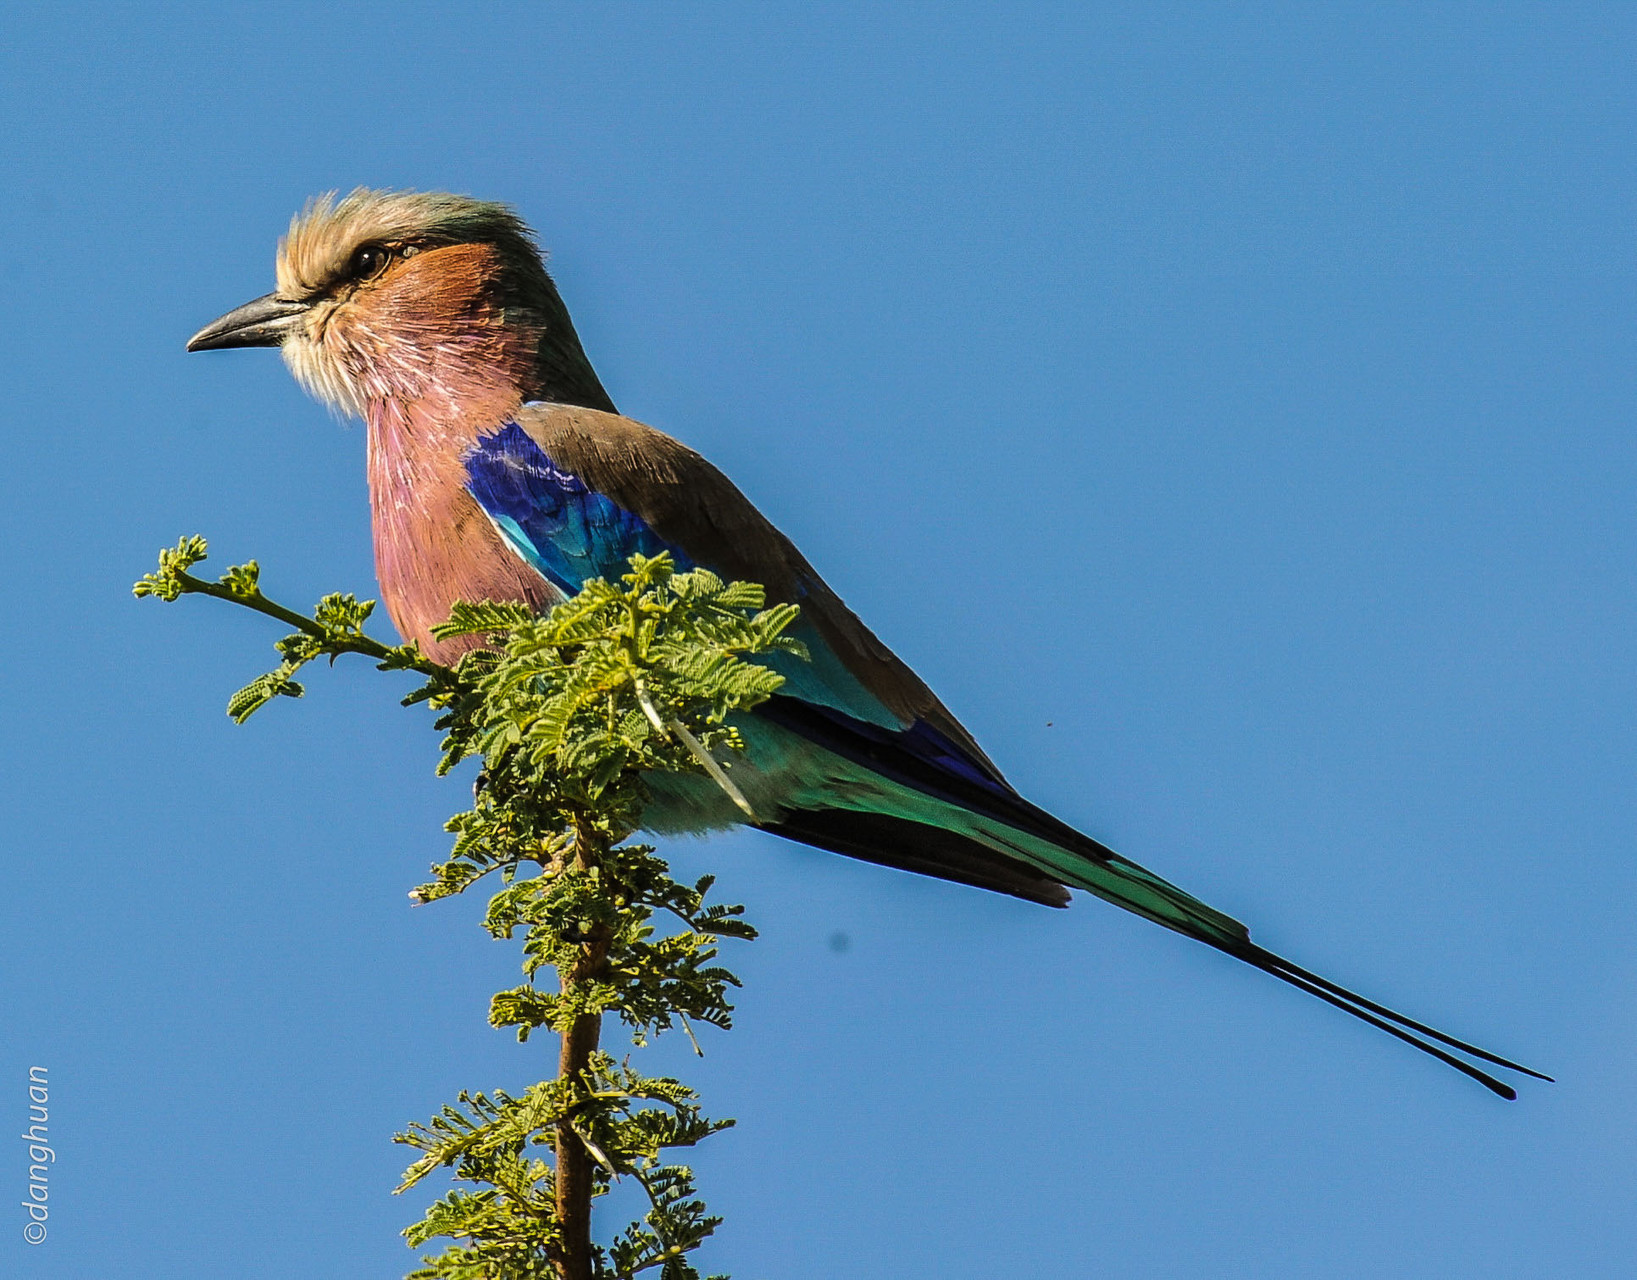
396, 1056, 729, 1280
138, 537, 800, 1280
133, 535, 449, 722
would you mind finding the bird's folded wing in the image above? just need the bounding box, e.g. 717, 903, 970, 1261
461, 401, 1011, 792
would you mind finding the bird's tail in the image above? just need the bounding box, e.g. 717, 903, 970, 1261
1006, 833, 1551, 1099
747, 698, 1549, 1096
1222, 937, 1553, 1099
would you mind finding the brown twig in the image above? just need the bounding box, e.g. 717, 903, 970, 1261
554, 818, 611, 1280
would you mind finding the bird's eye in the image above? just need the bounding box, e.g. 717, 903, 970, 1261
349, 244, 391, 279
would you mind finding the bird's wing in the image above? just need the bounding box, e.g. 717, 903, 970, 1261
466, 405, 1222, 920
465, 400, 1009, 784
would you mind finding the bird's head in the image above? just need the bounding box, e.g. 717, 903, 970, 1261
187, 189, 612, 418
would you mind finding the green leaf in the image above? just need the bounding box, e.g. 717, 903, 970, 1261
224, 669, 304, 723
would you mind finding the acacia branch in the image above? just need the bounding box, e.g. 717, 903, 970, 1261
140, 540, 783, 1280
170, 568, 446, 676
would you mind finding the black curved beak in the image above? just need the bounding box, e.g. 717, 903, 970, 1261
186, 292, 312, 352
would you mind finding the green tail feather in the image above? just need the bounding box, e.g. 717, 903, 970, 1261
969, 815, 1547, 1098
643, 723, 1548, 1097
993, 829, 1250, 947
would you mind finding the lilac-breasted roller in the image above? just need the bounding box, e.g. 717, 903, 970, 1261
188, 189, 1544, 1098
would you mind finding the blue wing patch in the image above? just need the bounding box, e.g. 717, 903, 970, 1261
463, 421, 1001, 798
463, 423, 687, 594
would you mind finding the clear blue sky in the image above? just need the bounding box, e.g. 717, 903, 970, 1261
3, 4, 1633, 1276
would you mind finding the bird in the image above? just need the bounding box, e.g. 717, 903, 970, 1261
188, 188, 1545, 1098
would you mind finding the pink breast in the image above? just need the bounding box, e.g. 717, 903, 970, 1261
366, 397, 557, 663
